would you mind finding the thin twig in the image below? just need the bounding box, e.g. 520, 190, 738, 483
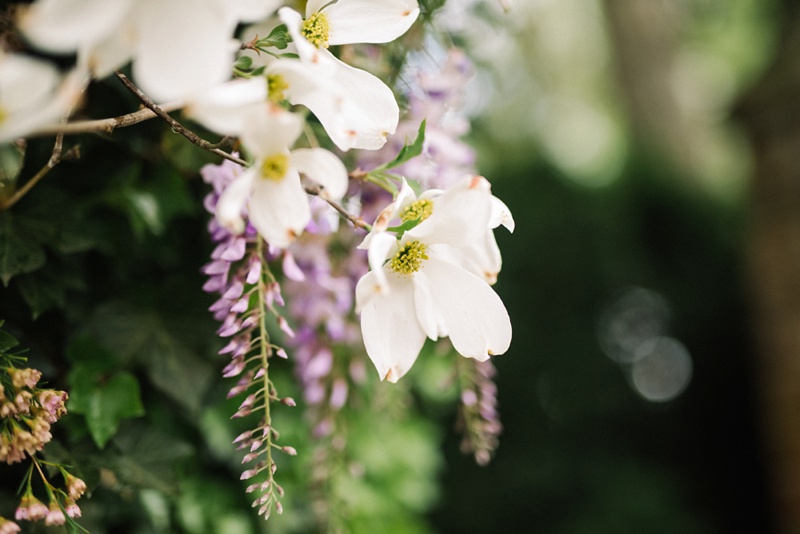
304, 184, 371, 231
0, 133, 80, 211
30, 101, 184, 137
114, 71, 248, 167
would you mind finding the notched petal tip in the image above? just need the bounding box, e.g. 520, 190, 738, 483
383, 367, 401, 383
468, 174, 491, 191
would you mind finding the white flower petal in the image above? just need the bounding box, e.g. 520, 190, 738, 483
359, 178, 416, 251
249, 169, 311, 248
407, 175, 493, 247
216, 167, 255, 234
0, 54, 59, 115
382, 178, 418, 228
185, 77, 268, 136
290, 148, 348, 200
19, 0, 132, 54
81, 20, 135, 78
324, 0, 420, 45
419, 256, 511, 360
326, 56, 399, 150
433, 234, 502, 285
356, 270, 426, 382
223, 0, 281, 23
270, 53, 397, 151
411, 269, 447, 340
306, 0, 331, 17
240, 105, 304, 160
0, 60, 88, 142
134, 0, 233, 102
490, 195, 515, 232
363, 232, 398, 296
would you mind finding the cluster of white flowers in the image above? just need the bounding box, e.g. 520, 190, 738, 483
3, 0, 512, 383
356, 176, 513, 381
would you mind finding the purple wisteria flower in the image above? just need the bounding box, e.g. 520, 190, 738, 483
201, 156, 297, 518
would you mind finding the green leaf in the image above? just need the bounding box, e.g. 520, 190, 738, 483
386, 217, 423, 236
0, 326, 19, 353
144, 338, 214, 413
0, 212, 46, 286
371, 120, 426, 173
259, 24, 290, 50
68, 365, 145, 449
17, 272, 67, 320
65, 334, 118, 369
0, 141, 25, 191
233, 55, 253, 71
108, 424, 193, 494
109, 162, 196, 237
16, 260, 85, 319
86, 303, 214, 413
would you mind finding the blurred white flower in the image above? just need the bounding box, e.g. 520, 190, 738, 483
0, 53, 86, 143
19, 0, 280, 102
355, 176, 512, 382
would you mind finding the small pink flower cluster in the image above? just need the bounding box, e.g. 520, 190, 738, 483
1, 368, 68, 464
13, 472, 85, 526
1, 362, 86, 528
0, 516, 21, 534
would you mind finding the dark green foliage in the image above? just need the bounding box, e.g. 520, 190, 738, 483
429, 153, 770, 533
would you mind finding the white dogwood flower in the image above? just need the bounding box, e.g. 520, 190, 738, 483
19, 0, 280, 102
0, 53, 87, 143
215, 104, 348, 248
355, 176, 512, 382
363, 178, 514, 286
277, 1, 419, 150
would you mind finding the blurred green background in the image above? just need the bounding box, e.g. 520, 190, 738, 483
430, 0, 783, 532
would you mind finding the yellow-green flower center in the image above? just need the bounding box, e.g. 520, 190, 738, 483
389, 240, 428, 275
267, 74, 289, 103
261, 154, 289, 181
401, 199, 434, 224
302, 12, 330, 49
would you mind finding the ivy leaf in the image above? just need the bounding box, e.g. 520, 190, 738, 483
0, 321, 19, 353
108, 163, 196, 238
108, 424, 194, 495
16, 259, 85, 319
371, 120, 426, 173
87, 302, 214, 413
17, 272, 67, 320
0, 212, 46, 286
68, 364, 145, 449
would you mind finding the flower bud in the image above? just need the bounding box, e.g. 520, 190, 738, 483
44, 501, 65, 526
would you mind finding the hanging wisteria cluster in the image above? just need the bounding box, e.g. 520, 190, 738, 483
0, 0, 513, 528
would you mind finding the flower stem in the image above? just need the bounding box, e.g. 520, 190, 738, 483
255, 238, 277, 510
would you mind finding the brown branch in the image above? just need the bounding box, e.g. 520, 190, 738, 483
303, 184, 371, 231
30, 101, 184, 137
0, 133, 80, 211
114, 71, 248, 167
